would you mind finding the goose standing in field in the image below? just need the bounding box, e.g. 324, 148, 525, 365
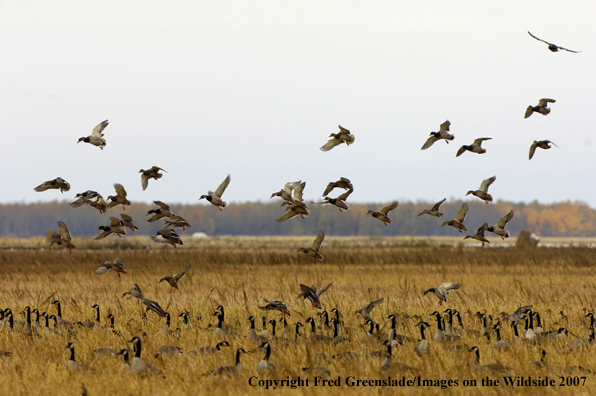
121, 284, 166, 317
158, 264, 190, 293
259, 300, 291, 318
41, 312, 55, 336
79, 304, 101, 330
128, 337, 164, 378
66, 343, 94, 372
367, 202, 398, 226
529, 140, 559, 160
487, 210, 514, 239
386, 314, 414, 344
192, 341, 231, 355
492, 322, 510, 350
414, 321, 431, 356
305, 317, 332, 343
320, 125, 355, 151
319, 188, 353, 212
469, 346, 511, 374
163, 215, 192, 231
453, 310, 481, 336
297, 230, 325, 263
69, 190, 107, 213
34, 177, 71, 193
330, 318, 348, 345
119, 214, 138, 231
418, 198, 446, 217
51, 300, 74, 328
297, 282, 333, 309
96, 258, 127, 277
139, 166, 167, 191
208, 348, 248, 377
528, 31, 580, 53
49, 221, 77, 253
214, 312, 240, 339
466, 175, 496, 203
94, 217, 127, 240
104, 314, 120, 336
150, 224, 183, 248
380, 343, 418, 375
525, 98, 556, 118
423, 282, 460, 306
161, 313, 178, 336
248, 316, 268, 343
355, 298, 384, 321
199, 174, 231, 211
77, 119, 108, 150
256, 342, 277, 374
456, 138, 491, 157
441, 203, 468, 233
276, 182, 310, 222
270, 181, 302, 203
116, 349, 132, 373
532, 350, 547, 369
106, 183, 131, 211
463, 223, 490, 246
322, 177, 353, 196
146, 201, 173, 222
421, 120, 454, 150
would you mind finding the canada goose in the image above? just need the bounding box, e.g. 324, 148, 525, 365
320, 125, 355, 151
115, 349, 132, 373
22, 306, 33, 330
271, 181, 302, 202
532, 350, 547, 369
524, 311, 538, 342
66, 343, 94, 372
533, 312, 544, 334
79, 304, 100, 330
256, 342, 277, 374
421, 120, 454, 150
214, 312, 240, 339
77, 119, 108, 149
267, 320, 288, 342
208, 348, 248, 377
469, 346, 510, 374
163, 215, 192, 231
333, 351, 360, 362
128, 337, 164, 378
199, 174, 231, 211
104, 314, 121, 336
355, 298, 384, 321
34, 177, 71, 193
380, 343, 417, 374
94, 347, 116, 356
322, 177, 353, 196
162, 312, 179, 336
528, 31, 579, 53
121, 284, 166, 317
441, 203, 468, 233
51, 300, 74, 328
414, 321, 431, 356
525, 98, 556, 119
330, 318, 347, 345
159, 264, 190, 293
139, 166, 167, 190
453, 310, 480, 336
259, 317, 270, 337
456, 138, 491, 157
146, 201, 173, 222
429, 312, 445, 342
305, 317, 332, 343
418, 198, 446, 217
511, 321, 522, 342
214, 306, 232, 330
96, 258, 127, 277
464, 223, 490, 246
41, 312, 55, 336
94, 217, 127, 240
423, 283, 460, 305
492, 322, 510, 350
259, 300, 291, 318
106, 183, 131, 211
49, 221, 77, 253
192, 341, 231, 355
155, 345, 182, 358
302, 366, 331, 378
297, 231, 325, 263
529, 140, 559, 160
319, 188, 353, 212
487, 210, 514, 240
367, 202, 398, 226
466, 175, 496, 203
249, 316, 268, 343
298, 283, 332, 310
364, 319, 377, 340
443, 309, 455, 335
386, 314, 414, 343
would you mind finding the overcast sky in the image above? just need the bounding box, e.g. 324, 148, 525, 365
2, 1, 594, 207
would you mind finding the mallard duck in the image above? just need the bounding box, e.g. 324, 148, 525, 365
150, 225, 183, 248
139, 166, 167, 190
77, 120, 108, 150
528, 31, 580, 53
106, 183, 131, 210
127, 337, 164, 378
297, 230, 325, 263
94, 217, 127, 239
367, 202, 398, 226
418, 198, 446, 217
276, 202, 310, 222
298, 283, 333, 309
158, 264, 190, 293
355, 298, 384, 321
259, 300, 291, 318
256, 342, 277, 374
320, 125, 355, 151
464, 223, 490, 246
270, 181, 302, 202
322, 177, 353, 196
163, 215, 192, 231
487, 210, 514, 239
49, 221, 77, 253
69, 190, 107, 213
456, 138, 491, 157
466, 176, 496, 203
96, 258, 127, 277
421, 120, 454, 150
423, 282, 460, 305
199, 174, 231, 211
119, 214, 138, 231
146, 201, 173, 222
66, 343, 94, 372
441, 203, 468, 232
525, 98, 556, 118
469, 346, 511, 374
320, 187, 353, 212
122, 284, 166, 317
34, 177, 70, 193
208, 348, 248, 377
529, 140, 559, 159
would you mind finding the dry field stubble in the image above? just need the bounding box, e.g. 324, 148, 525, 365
0, 244, 596, 395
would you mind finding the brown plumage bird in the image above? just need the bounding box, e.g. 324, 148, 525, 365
95, 217, 127, 240
528, 31, 580, 53
322, 177, 353, 196
139, 166, 167, 191
96, 258, 128, 277
464, 223, 490, 246
297, 230, 325, 263
50, 221, 77, 253
525, 99, 556, 119
158, 264, 191, 293
107, 183, 131, 211
367, 202, 398, 226
34, 177, 70, 193
320, 125, 356, 151
421, 120, 454, 150
119, 214, 138, 231
77, 120, 108, 150
466, 176, 496, 204
529, 140, 559, 160
441, 203, 468, 233
423, 282, 460, 305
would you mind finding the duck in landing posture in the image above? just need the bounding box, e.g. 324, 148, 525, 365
259, 300, 291, 318
77, 119, 109, 150
34, 177, 70, 193
159, 264, 190, 293
418, 198, 446, 217
150, 224, 183, 248
320, 188, 353, 212
139, 166, 167, 191
528, 31, 580, 53
119, 214, 138, 231
276, 182, 310, 222
529, 140, 558, 159
270, 181, 302, 203
297, 230, 325, 263
298, 283, 333, 309
96, 258, 127, 277
466, 175, 496, 204
464, 223, 490, 246
421, 120, 454, 150
355, 298, 384, 321
320, 125, 356, 151
199, 174, 231, 211
146, 201, 173, 222
487, 210, 514, 240
456, 138, 491, 157
95, 217, 127, 239
367, 202, 398, 226
322, 177, 353, 196
107, 183, 131, 211
525, 98, 556, 119
50, 221, 77, 253
423, 282, 460, 305
441, 203, 468, 233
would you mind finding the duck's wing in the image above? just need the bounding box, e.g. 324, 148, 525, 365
527, 31, 552, 46
293, 182, 306, 202
479, 176, 496, 193
431, 198, 446, 211
275, 210, 299, 223
94, 230, 111, 240
34, 180, 52, 192
546, 140, 559, 149
58, 221, 72, 241
364, 298, 384, 313
311, 230, 325, 252
473, 137, 492, 146
529, 141, 539, 159
154, 201, 170, 209
96, 264, 110, 275
322, 182, 337, 197
421, 135, 439, 150
109, 217, 121, 227
338, 125, 350, 134
524, 106, 534, 119
91, 120, 109, 137
380, 202, 398, 215
150, 166, 166, 172
558, 46, 580, 53
214, 174, 231, 197
114, 258, 125, 268
496, 210, 514, 229
477, 223, 489, 236
283, 181, 301, 194
316, 282, 333, 297
120, 214, 133, 222
114, 183, 127, 197
141, 174, 150, 190
454, 203, 468, 223
439, 120, 450, 132
456, 146, 467, 157
174, 264, 191, 282
299, 284, 316, 297
320, 137, 343, 152
538, 98, 556, 106
150, 235, 170, 244
438, 282, 460, 295
336, 188, 353, 201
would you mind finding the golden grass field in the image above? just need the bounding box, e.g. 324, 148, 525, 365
1, 237, 596, 395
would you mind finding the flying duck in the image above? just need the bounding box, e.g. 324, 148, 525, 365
367, 202, 398, 226
421, 120, 454, 150
441, 203, 468, 232
529, 140, 558, 159
297, 230, 325, 263
525, 98, 556, 119
34, 177, 71, 193
418, 198, 446, 217
320, 125, 356, 151
77, 120, 108, 150
528, 31, 580, 53
456, 138, 491, 157
466, 175, 496, 203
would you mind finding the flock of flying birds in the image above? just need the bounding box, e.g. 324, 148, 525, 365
3, 31, 587, 379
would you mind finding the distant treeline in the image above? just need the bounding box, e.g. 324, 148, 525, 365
0, 199, 594, 238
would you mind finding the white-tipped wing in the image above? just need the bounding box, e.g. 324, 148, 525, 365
293, 182, 306, 202
214, 174, 231, 197
496, 210, 514, 229
58, 221, 72, 241
454, 203, 468, 223
311, 230, 325, 252
479, 176, 496, 193
91, 120, 109, 137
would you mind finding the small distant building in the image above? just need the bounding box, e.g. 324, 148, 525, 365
192, 232, 208, 238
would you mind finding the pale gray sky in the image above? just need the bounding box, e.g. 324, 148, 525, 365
2, 1, 594, 206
